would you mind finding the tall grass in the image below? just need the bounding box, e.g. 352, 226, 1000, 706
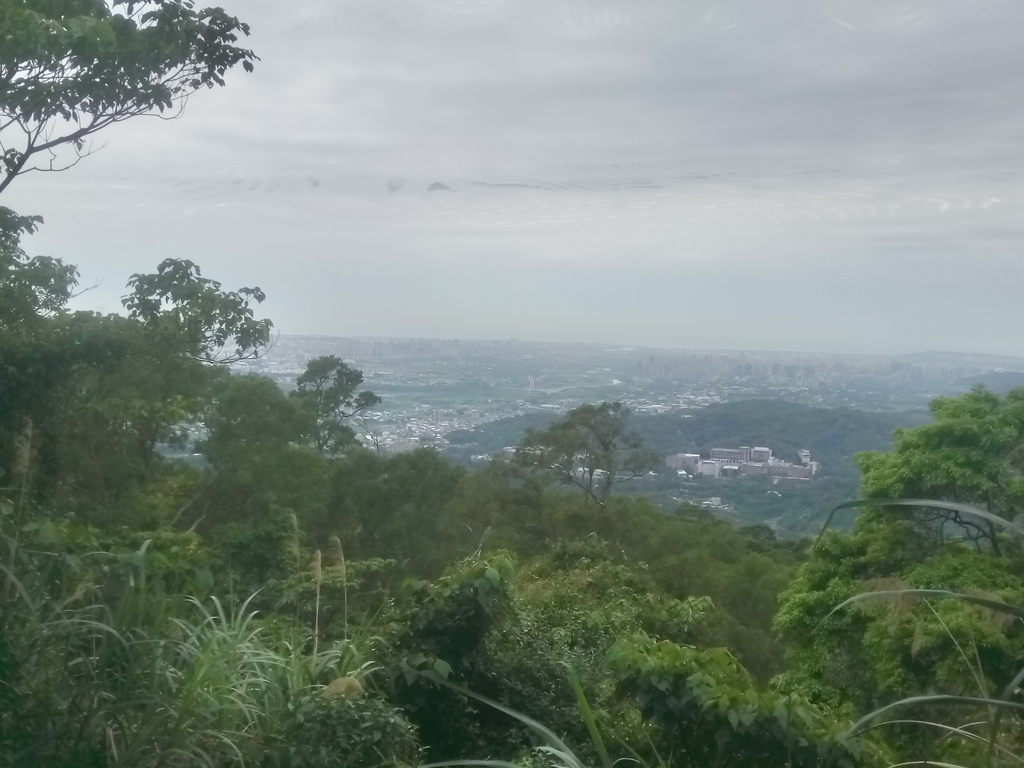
0, 536, 373, 767
422, 669, 667, 768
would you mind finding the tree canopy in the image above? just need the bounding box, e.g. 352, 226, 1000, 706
291, 355, 381, 455
0, 0, 255, 195
517, 401, 661, 505
855, 385, 1024, 551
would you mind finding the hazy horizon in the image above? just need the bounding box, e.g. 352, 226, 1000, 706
7, 0, 1024, 356
267, 333, 1024, 366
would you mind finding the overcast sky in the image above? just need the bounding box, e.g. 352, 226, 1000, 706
9, 0, 1024, 355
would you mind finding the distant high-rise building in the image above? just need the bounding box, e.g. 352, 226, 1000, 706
388, 437, 420, 453
697, 461, 721, 478
665, 453, 701, 471
750, 446, 772, 463
711, 446, 751, 462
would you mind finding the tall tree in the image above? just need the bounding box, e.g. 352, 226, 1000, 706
855, 385, 1024, 552
0, 209, 77, 328
122, 258, 273, 364
321, 448, 464, 573
197, 374, 328, 528
517, 401, 660, 505
0, 257, 272, 522
291, 355, 380, 455
0, 0, 255, 196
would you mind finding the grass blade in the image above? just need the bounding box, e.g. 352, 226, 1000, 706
986, 663, 1024, 767
566, 666, 612, 768
428, 676, 576, 754
843, 695, 1024, 741
818, 589, 1024, 631
816, 499, 1024, 545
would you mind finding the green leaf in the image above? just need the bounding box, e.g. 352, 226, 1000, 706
194, 567, 214, 593
432, 658, 452, 680
36, 520, 61, 545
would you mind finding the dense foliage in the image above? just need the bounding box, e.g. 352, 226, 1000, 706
3, 8, 1023, 766
0, 0, 255, 195
776, 387, 1024, 764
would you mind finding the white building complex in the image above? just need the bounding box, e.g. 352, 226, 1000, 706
666, 445, 820, 479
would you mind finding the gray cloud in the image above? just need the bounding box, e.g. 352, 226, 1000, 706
7, 0, 1024, 354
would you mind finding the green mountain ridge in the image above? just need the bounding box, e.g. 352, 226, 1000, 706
960, 370, 1024, 394
446, 400, 930, 536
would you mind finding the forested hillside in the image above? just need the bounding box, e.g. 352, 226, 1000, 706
448, 401, 929, 534
449, 401, 927, 482
634, 400, 928, 479
961, 370, 1024, 394
3, 4, 1024, 767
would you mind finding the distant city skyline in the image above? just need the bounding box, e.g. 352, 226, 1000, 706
259, 334, 1024, 366
244, 333, 974, 461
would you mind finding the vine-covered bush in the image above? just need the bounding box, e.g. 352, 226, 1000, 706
775, 526, 1024, 759
608, 634, 886, 768
384, 553, 517, 757
263, 695, 421, 768
473, 537, 713, 758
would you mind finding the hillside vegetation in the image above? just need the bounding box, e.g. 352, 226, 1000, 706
449, 401, 927, 482
448, 401, 929, 534
3, 6, 1024, 766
